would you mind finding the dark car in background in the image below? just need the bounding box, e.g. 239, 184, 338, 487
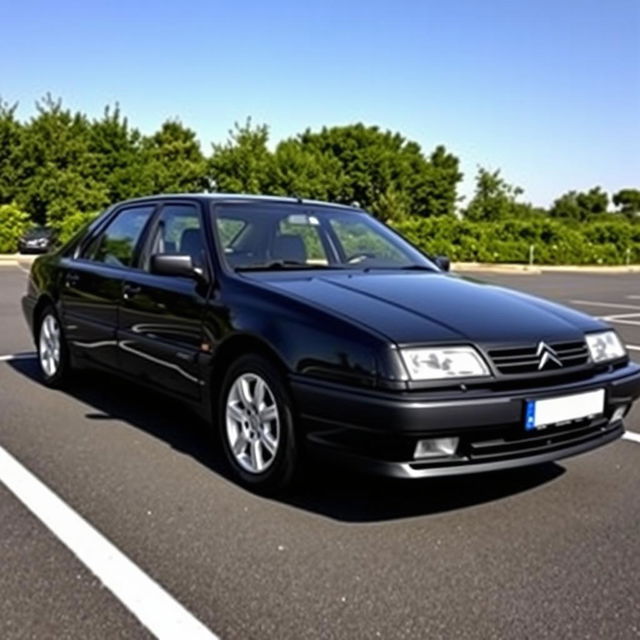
19, 226, 55, 254
21, 194, 640, 491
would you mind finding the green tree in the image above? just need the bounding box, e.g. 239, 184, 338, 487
577, 187, 608, 216
88, 105, 148, 202
370, 186, 411, 222
421, 145, 463, 217
270, 137, 346, 201
290, 124, 461, 217
0, 100, 23, 205
14, 95, 108, 225
142, 119, 208, 194
613, 188, 640, 218
464, 167, 524, 221
209, 119, 274, 194
550, 186, 609, 221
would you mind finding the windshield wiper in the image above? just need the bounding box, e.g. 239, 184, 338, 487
398, 264, 437, 271
360, 264, 437, 273
236, 260, 343, 272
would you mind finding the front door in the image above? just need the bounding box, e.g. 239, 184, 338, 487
117, 202, 211, 400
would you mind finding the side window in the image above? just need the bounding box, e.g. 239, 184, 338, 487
82, 206, 155, 268
145, 204, 205, 269
275, 214, 328, 265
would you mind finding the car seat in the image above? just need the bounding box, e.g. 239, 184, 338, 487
271, 234, 306, 264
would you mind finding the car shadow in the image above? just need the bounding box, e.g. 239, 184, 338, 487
9, 358, 566, 523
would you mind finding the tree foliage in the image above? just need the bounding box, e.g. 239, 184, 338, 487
464, 167, 526, 221
613, 189, 640, 218
0, 203, 31, 253
550, 187, 609, 221
209, 119, 273, 194
0, 95, 637, 263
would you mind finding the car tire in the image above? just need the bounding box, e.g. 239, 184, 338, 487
218, 354, 298, 493
37, 305, 72, 387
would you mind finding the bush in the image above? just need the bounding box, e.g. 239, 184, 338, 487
0, 203, 32, 253
51, 211, 100, 246
392, 216, 640, 265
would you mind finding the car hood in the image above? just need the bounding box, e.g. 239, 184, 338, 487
248, 271, 604, 346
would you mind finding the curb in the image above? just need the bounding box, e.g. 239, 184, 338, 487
452, 262, 640, 274
0, 254, 37, 267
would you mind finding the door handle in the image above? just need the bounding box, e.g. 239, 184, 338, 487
123, 283, 141, 299
64, 272, 80, 287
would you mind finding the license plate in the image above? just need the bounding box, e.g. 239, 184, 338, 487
524, 389, 605, 431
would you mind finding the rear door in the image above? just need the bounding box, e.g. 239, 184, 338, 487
60, 204, 156, 370
117, 201, 211, 400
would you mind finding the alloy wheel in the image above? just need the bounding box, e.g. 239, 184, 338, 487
39, 313, 61, 378
225, 373, 280, 474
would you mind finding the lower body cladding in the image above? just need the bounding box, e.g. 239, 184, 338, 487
290, 364, 640, 478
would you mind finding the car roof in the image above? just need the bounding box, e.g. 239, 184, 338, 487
111, 193, 361, 212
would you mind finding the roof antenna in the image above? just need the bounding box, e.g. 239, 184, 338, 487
291, 192, 304, 203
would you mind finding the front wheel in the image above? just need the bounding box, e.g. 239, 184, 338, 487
37, 306, 71, 387
219, 354, 298, 492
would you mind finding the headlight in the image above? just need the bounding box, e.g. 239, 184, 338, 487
400, 346, 490, 380
586, 331, 626, 363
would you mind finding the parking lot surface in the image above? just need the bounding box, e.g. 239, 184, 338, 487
1, 266, 639, 639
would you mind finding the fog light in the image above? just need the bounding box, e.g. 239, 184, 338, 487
414, 437, 459, 459
610, 405, 628, 424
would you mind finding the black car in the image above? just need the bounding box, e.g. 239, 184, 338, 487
19, 226, 55, 254
21, 194, 640, 491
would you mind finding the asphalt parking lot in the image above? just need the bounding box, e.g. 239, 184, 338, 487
1, 265, 639, 639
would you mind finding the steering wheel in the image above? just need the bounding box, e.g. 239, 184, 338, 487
346, 252, 376, 264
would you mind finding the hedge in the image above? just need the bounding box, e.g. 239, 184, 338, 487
51, 211, 100, 245
0, 204, 32, 253
392, 216, 640, 265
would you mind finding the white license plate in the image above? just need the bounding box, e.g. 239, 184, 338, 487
524, 389, 605, 430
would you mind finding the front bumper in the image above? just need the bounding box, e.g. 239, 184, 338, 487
291, 362, 640, 478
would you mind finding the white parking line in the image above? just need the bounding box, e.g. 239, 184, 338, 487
570, 300, 640, 311
601, 312, 640, 320
605, 318, 640, 327
0, 353, 37, 362
0, 445, 218, 640
623, 431, 640, 444
627, 345, 640, 352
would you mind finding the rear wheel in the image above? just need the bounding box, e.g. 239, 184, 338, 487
219, 354, 298, 492
37, 306, 71, 387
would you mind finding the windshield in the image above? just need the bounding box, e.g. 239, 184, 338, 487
25, 226, 52, 238
212, 203, 436, 272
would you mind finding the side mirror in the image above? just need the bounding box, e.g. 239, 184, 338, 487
150, 254, 202, 279
434, 255, 451, 272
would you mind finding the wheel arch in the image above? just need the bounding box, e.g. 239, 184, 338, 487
210, 333, 291, 392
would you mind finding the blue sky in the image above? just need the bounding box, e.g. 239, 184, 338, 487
2, 0, 639, 207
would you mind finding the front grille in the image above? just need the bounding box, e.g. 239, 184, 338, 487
488, 340, 589, 375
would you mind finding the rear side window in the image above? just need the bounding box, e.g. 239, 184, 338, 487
82, 206, 155, 267
144, 203, 206, 269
